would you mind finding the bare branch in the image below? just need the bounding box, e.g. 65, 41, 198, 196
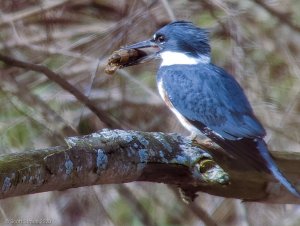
0, 0, 68, 26
160, 0, 176, 21
117, 185, 157, 226
0, 53, 121, 129
253, 0, 300, 33
0, 129, 225, 200
0, 129, 299, 204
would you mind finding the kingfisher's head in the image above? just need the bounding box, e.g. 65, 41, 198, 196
123, 21, 211, 66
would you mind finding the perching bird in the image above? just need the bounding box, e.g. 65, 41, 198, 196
123, 20, 300, 198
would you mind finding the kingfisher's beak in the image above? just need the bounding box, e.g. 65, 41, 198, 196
121, 39, 160, 65
123, 39, 158, 50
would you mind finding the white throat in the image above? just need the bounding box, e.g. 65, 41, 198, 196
160, 51, 210, 67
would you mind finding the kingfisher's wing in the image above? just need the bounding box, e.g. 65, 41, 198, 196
158, 64, 300, 197
158, 64, 270, 171
158, 64, 266, 140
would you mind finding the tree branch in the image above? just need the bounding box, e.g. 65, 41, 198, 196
253, 0, 300, 33
0, 129, 299, 203
0, 53, 120, 128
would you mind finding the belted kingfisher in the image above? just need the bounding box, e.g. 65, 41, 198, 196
123, 20, 300, 198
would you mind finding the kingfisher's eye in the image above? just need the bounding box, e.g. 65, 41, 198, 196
155, 35, 165, 43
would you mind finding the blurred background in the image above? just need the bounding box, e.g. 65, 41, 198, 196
0, 0, 300, 225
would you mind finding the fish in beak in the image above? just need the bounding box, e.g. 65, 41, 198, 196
121, 39, 160, 65
105, 39, 160, 75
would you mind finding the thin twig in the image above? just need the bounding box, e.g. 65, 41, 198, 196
189, 202, 218, 226
253, 0, 300, 33
0, 0, 68, 26
117, 185, 157, 226
160, 0, 176, 21
0, 75, 77, 135
171, 186, 218, 226
0, 54, 121, 129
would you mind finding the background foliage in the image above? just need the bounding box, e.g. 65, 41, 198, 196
0, 0, 300, 225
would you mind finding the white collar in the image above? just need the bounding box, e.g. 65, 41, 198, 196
160, 51, 210, 67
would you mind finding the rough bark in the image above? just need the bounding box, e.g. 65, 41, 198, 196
0, 129, 299, 204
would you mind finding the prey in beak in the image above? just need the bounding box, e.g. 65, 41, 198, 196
105, 39, 160, 75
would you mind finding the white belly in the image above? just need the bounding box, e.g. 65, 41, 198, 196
157, 79, 202, 135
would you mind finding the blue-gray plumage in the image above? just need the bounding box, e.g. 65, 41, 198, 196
158, 64, 265, 140
123, 21, 300, 197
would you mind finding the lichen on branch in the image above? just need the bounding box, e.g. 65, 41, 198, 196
0, 129, 227, 200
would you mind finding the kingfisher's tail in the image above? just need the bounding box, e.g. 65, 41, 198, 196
211, 136, 300, 198
256, 139, 300, 198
